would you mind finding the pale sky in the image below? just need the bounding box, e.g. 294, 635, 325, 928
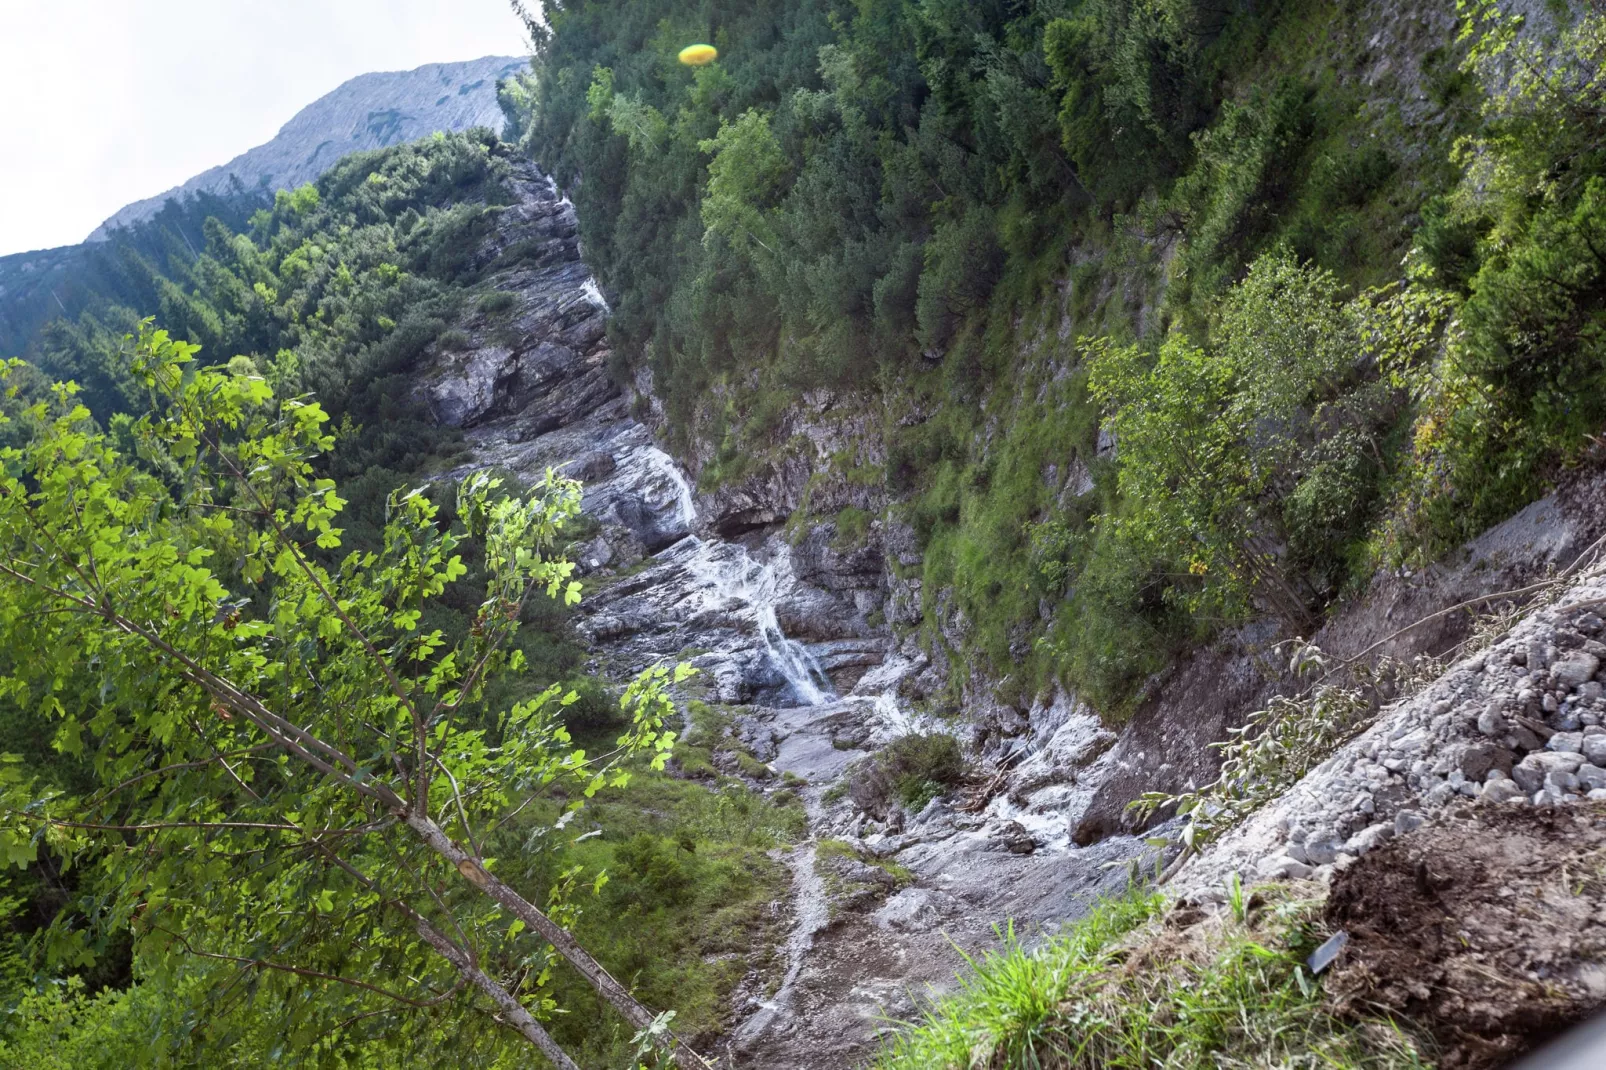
0, 1, 532, 256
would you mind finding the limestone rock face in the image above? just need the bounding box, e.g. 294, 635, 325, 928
418, 161, 877, 708
416, 163, 613, 436
89, 56, 527, 240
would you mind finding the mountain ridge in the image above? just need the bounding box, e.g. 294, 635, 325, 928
86, 54, 526, 241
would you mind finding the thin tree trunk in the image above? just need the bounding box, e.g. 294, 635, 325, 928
25, 584, 702, 1070
406, 812, 707, 1068
408, 908, 581, 1070
6, 437, 704, 1067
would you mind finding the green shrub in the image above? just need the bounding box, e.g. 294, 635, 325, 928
850, 733, 965, 815
613, 833, 691, 899
559, 676, 627, 738
734, 750, 775, 781
477, 289, 517, 315
1382, 7, 1606, 557
436, 326, 472, 351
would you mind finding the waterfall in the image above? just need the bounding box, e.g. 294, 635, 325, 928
746, 567, 835, 707
642, 447, 696, 530
638, 445, 833, 707
682, 538, 837, 707
579, 277, 610, 312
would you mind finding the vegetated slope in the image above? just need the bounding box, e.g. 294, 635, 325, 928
0, 132, 804, 1069
0, 189, 266, 360
515, 0, 1601, 723
499, 0, 1606, 1062
877, 517, 1606, 1070
0, 56, 524, 361
4, 0, 1606, 1064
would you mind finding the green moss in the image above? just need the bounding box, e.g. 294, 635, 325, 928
816, 838, 915, 894
734, 750, 775, 781
834, 506, 871, 548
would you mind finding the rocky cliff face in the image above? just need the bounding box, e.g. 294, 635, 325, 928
413, 161, 1170, 1065
416, 152, 1606, 1067
89, 56, 525, 240
415, 159, 906, 709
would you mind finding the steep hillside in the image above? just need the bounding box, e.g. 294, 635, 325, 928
511, 0, 1604, 806
0, 134, 812, 1069
3, 0, 1606, 1067
0, 56, 528, 363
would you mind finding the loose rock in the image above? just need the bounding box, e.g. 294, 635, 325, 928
1551, 652, 1601, 690
1512, 752, 1585, 793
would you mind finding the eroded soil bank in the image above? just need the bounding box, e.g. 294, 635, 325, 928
1325, 802, 1606, 1069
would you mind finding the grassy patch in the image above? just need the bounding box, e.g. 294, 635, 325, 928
734, 750, 775, 781
850, 733, 966, 816
835, 505, 871, 549
510, 764, 804, 1060
815, 838, 916, 909
873, 883, 1429, 1069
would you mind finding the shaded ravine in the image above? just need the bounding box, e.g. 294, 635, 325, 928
418, 157, 1160, 1067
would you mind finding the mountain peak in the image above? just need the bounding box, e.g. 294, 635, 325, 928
87, 55, 527, 242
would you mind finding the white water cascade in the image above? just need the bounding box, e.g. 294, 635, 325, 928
679, 538, 837, 707
642, 447, 696, 530
642, 447, 835, 707
579, 277, 610, 312
858, 689, 943, 746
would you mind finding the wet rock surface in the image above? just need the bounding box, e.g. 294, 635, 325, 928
724, 698, 1153, 1070
418, 162, 1159, 1068
421, 156, 1606, 1068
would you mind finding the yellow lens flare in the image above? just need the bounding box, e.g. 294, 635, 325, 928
678, 43, 718, 66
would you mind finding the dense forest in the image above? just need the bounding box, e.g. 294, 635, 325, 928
0, 134, 803, 1066
520, 0, 1606, 710
0, 0, 1604, 1066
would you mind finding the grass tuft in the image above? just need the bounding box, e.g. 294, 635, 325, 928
873, 883, 1430, 1070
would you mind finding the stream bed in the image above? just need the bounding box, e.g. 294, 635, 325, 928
418, 162, 1158, 1067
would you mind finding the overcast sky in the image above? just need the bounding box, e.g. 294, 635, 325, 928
0, 1, 531, 256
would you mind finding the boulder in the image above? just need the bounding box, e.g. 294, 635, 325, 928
1512, 751, 1584, 793
1259, 855, 1314, 880
1546, 731, 1585, 755
1551, 652, 1601, 690
992, 820, 1038, 855
871, 888, 959, 933
1583, 732, 1606, 767
1458, 743, 1516, 781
